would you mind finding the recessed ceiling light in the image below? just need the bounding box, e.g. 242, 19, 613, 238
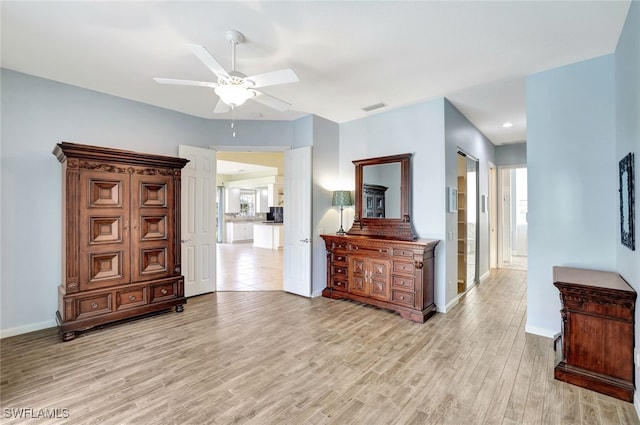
502, 122, 513, 128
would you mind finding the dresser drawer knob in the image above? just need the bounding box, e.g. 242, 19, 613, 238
161, 288, 168, 295
128, 295, 136, 301
91, 302, 98, 309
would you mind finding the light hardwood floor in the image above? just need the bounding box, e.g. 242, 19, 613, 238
216, 242, 283, 291
1, 269, 638, 424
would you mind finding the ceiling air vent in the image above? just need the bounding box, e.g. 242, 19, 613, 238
361, 103, 387, 112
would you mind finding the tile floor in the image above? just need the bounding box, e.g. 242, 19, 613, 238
216, 242, 283, 291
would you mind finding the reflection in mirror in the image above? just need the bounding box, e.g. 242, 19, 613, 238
362, 163, 401, 218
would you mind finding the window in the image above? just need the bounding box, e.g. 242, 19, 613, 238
239, 191, 256, 216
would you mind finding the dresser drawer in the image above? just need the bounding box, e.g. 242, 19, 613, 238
392, 290, 415, 307
331, 264, 348, 277
351, 244, 390, 255
116, 287, 147, 310
330, 277, 348, 292
332, 241, 348, 250
150, 281, 177, 302
393, 261, 415, 274
76, 293, 112, 319
392, 276, 415, 291
332, 253, 347, 264
393, 248, 414, 258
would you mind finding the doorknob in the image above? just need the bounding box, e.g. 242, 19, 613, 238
181, 239, 191, 243
300, 238, 311, 243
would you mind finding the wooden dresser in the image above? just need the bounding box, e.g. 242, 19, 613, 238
54, 142, 189, 341
321, 234, 439, 323
553, 266, 636, 402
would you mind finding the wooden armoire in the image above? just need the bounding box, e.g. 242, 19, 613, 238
53, 142, 189, 341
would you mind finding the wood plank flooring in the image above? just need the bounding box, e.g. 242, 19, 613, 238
1, 269, 638, 424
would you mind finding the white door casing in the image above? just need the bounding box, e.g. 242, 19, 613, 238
179, 145, 217, 297
283, 146, 312, 297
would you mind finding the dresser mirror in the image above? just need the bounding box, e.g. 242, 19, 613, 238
347, 153, 417, 240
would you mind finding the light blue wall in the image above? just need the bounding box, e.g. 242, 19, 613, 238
0, 69, 300, 336
339, 100, 448, 309
495, 142, 527, 166
615, 0, 640, 397
526, 55, 617, 337
615, 0, 640, 292
311, 115, 340, 296
444, 100, 495, 309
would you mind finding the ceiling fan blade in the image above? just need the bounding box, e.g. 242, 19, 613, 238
245, 68, 299, 88
214, 98, 231, 114
153, 78, 217, 88
186, 43, 229, 79
252, 91, 292, 111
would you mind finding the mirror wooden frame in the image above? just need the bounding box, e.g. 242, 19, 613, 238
347, 153, 417, 240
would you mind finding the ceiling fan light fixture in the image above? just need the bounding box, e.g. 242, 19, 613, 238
214, 85, 254, 107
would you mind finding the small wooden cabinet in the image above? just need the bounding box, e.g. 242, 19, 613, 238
321, 234, 439, 323
54, 142, 188, 341
362, 184, 387, 218
553, 266, 636, 402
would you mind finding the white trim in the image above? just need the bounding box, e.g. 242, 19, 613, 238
634, 391, 640, 421
312, 289, 324, 298
209, 145, 291, 152
479, 270, 490, 283
525, 323, 558, 339
440, 296, 459, 313
1, 320, 56, 339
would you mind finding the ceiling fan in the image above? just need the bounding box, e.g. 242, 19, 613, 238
154, 30, 299, 113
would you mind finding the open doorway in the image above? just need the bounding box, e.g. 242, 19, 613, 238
498, 166, 528, 270
215, 150, 285, 291
457, 151, 479, 295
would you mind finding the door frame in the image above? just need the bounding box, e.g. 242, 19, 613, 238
210, 144, 299, 293
497, 164, 527, 269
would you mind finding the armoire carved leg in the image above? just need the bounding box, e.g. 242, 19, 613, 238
175, 305, 184, 313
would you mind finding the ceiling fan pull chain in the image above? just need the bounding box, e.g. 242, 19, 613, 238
231, 106, 236, 138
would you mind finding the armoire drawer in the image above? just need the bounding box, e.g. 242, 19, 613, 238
150, 281, 177, 302
76, 293, 112, 319
116, 287, 147, 310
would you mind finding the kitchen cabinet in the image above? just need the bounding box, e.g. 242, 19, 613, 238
225, 187, 241, 213
226, 222, 254, 242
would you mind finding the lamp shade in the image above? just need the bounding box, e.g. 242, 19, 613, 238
214, 85, 254, 107
332, 190, 353, 207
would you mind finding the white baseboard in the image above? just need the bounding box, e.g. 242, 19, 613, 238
479, 271, 490, 282
0, 320, 57, 339
524, 323, 558, 339
311, 289, 324, 298
440, 296, 458, 313
635, 392, 640, 421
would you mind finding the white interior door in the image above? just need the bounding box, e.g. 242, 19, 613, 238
179, 145, 217, 297
283, 146, 312, 297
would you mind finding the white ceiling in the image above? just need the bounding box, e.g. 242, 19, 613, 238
217, 159, 277, 176
0, 1, 631, 145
